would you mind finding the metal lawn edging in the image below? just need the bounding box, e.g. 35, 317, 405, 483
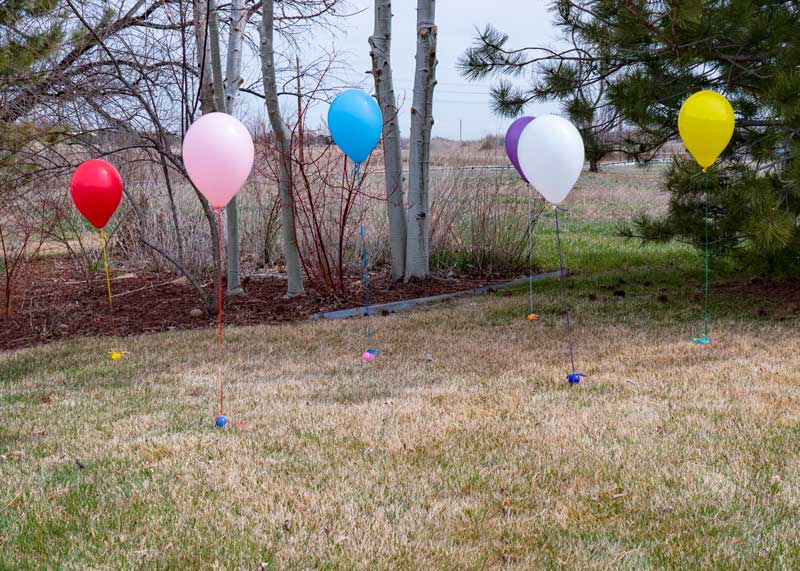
310, 270, 565, 320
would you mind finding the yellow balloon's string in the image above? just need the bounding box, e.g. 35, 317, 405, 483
100, 229, 113, 307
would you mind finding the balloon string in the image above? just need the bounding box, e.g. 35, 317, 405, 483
554, 207, 576, 375
355, 163, 371, 339
216, 207, 224, 416
100, 229, 113, 307
693, 167, 710, 342
703, 199, 710, 339
527, 187, 534, 316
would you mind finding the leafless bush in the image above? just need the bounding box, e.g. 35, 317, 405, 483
239, 178, 282, 269
428, 167, 545, 274
478, 134, 503, 151
257, 123, 372, 296
114, 168, 212, 280
46, 193, 103, 290
0, 192, 55, 318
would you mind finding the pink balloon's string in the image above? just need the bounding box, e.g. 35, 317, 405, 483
210, 206, 253, 429
215, 207, 224, 416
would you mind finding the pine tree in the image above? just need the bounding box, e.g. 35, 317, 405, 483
461, 1, 800, 274
1, 0, 65, 201
0, 1, 63, 80
459, 20, 619, 172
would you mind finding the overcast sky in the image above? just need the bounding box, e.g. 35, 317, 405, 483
245, 1, 563, 141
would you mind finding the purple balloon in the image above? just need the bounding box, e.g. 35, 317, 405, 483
505, 116, 535, 183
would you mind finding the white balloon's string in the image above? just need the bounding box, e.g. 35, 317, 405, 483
554, 206, 577, 375
527, 187, 535, 316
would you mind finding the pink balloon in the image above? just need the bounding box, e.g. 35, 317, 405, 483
182, 113, 254, 208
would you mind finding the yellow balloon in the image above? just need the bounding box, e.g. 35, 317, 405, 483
678, 91, 735, 171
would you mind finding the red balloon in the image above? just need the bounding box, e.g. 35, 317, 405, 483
70, 159, 123, 230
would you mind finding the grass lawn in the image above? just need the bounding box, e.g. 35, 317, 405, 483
2, 167, 800, 569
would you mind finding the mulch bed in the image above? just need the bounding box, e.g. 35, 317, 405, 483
1, 257, 523, 351
715, 276, 800, 319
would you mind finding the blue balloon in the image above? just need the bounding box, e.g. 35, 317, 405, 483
328, 89, 383, 164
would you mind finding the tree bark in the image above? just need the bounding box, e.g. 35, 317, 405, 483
224, 0, 245, 115
369, 0, 407, 282
405, 0, 437, 281
193, 0, 222, 310
207, 0, 225, 113
192, 0, 215, 116
207, 0, 243, 295
260, 0, 305, 297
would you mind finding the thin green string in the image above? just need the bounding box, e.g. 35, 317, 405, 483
690, 167, 711, 343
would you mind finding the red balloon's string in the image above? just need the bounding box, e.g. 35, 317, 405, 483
99, 229, 113, 307
216, 207, 224, 416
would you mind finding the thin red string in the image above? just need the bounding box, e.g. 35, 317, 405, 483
216, 207, 224, 416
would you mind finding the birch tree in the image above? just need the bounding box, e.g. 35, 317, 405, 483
369, 0, 406, 282
405, 0, 437, 280
204, 0, 246, 295
193, 0, 215, 115
260, 0, 304, 297
192, 0, 224, 308
223, 0, 246, 115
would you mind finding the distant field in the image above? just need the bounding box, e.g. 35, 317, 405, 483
3, 166, 800, 570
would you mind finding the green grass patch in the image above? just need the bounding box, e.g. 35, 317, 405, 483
0, 354, 39, 385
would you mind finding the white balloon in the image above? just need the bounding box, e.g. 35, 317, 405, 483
518, 115, 585, 204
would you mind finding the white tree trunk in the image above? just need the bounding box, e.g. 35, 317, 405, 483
192, 0, 222, 309
207, 0, 225, 112
223, 0, 247, 294
192, 0, 214, 115
260, 0, 304, 297
207, 0, 244, 294
369, 0, 407, 282
224, 0, 245, 115
405, 0, 437, 281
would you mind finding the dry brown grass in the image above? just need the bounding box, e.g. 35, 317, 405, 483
2, 275, 800, 568
2, 163, 798, 569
